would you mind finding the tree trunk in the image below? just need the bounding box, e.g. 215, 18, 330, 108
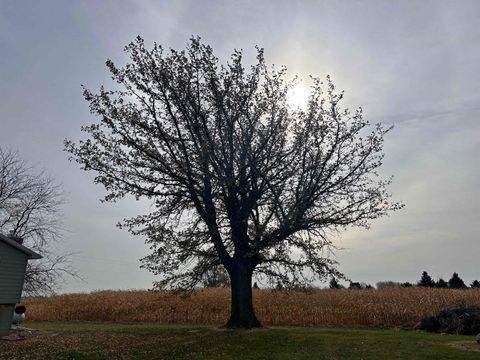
225, 262, 262, 329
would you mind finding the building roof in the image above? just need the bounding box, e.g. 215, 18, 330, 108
0, 233, 42, 259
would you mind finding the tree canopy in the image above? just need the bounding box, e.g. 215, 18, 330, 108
448, 272, 466, 289
418, 271, 435, 288
435, 278, 448, 288
65, 37, 402, 327
470, 280, 480, 289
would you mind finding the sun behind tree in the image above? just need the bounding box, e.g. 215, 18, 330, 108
286, 83, 310, 109
65, 36, 402, 328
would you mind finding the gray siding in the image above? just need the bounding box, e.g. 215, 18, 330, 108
0, 305, 14, 336
0, 241, 28, 304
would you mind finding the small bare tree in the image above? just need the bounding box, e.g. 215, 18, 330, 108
0, 148, 73, 295
65, 37, 402, 328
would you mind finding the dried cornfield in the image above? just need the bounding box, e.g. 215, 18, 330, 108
23, 288, 480, 328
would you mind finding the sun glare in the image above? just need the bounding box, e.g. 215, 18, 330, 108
286, 84, 309, 109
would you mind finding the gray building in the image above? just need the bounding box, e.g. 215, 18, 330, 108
0, 233, 41, 336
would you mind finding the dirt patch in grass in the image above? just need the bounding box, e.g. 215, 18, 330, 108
447, 341, 480, 353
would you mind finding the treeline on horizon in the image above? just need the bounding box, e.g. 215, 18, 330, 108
329, 271, 480, 290
201, 267, 479, 291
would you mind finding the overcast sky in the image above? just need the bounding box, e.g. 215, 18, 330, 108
1, 0, 479, 292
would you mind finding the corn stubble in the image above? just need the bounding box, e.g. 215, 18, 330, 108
24, 288, 480, 327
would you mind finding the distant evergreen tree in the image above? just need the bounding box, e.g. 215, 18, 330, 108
436, 278, 448, 288
329, 277, 341, 289
448, 272, 466, 289
401, 282, 413, 288
365, 284, 374, 289
418, 271, 435, 287
470, 280, 480, 288
349, 282, 362, 290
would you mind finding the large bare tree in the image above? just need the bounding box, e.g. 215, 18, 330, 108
0, 148, 72, 295
65, 37, 402, 328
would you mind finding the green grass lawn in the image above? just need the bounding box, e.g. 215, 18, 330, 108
0, 321, 479, 360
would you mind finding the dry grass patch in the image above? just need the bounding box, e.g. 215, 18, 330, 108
23, 288, 480, 328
